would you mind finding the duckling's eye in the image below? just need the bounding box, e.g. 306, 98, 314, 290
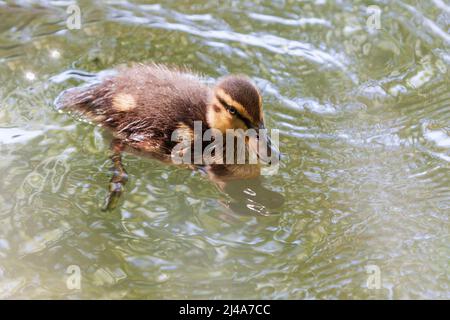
228, 106, 237, 115
217, 96, 237, 116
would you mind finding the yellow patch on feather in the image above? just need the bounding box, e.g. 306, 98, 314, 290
112, 93, 136, 112
176, 123, 195, 141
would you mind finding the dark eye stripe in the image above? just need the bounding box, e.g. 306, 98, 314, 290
216, 95, 255, 129
239, 114, 255, 129
217, 96, 233, 111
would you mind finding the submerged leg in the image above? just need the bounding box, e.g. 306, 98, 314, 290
102, 139, 128, 211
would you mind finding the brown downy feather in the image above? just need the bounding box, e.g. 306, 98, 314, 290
56, 64, 211, 156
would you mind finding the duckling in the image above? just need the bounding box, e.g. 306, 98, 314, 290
56, 63, 278, 210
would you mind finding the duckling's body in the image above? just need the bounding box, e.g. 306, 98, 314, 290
57, 63, 275, 209
58, 64, 211, 159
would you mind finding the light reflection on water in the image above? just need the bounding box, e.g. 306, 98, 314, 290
0, 0, 449, 299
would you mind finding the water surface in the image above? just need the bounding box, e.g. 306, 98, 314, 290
0, 0, 449, 299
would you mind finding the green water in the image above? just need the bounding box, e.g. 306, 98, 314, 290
0, 0, 449, 299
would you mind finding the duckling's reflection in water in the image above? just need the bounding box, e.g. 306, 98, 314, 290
203, 165, 284, 216
219, 178, 284, 216
103, 139, 284, 215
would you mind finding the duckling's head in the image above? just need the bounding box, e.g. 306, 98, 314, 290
207, 75, 263, 133
207, 75, 279, 164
